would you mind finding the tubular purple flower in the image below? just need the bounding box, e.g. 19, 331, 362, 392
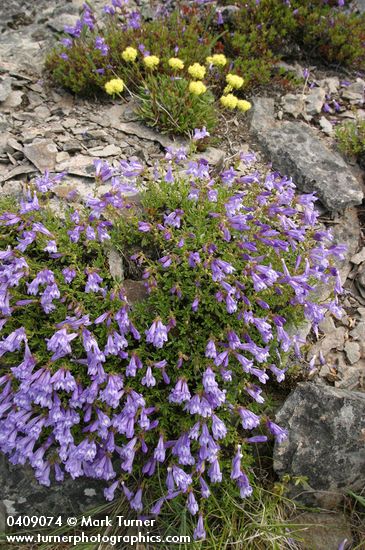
231, 445, 243, 479
187, 491, 199, 515
193, 513, 206, 541
266, 420, 288, 443
238, 408, 261, 430
169, 378, 191, 403
145, 319, 168, 349
130, 488, 143, 512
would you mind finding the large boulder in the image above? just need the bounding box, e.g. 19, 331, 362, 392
249, 98, 364, 212
273, 382, 365, 508
0, 454, 105, 519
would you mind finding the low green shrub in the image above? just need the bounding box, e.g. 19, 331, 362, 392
222, 0, 365, 89
135, 74, 217, 135
335, 118, 365, 167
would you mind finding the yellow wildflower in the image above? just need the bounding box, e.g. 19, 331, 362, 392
206, 54, 227, 67
143, 55, 160, 69
188, 63, 206, 80
220, 93, 238, 109
122, 46, 138, 62
189, 81, 207, 95
226, 73, 244, 89
104, 78, 124, 95
237, 99, 252, 112
168, 57, 185, 70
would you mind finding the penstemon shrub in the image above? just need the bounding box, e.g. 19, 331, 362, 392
0, 148, 344, 540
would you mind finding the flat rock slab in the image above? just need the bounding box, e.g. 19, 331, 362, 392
23, 139, 58, 172
293, 512, 353, 550
249, 98, 363, 212
273, 383, 365, 508
0, 455, 105, 519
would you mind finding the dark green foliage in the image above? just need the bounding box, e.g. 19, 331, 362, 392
135, 75, 217, 135
46, 12, 215, 97
222, 0, 365, 89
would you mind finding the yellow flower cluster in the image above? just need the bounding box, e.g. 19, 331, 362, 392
143, 55, 160, 69
104, 78, 124, 95
237, 99, 252, 112
226, 73, 244, 89
122, 46, 138, 62
220, 93, 251, 112
188, 63, 206, 80
189, 81, 207, 95
168, 57, 184, 70
206, 53, 227, 66
220, 93, 238, 109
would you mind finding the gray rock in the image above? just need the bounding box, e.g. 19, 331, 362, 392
195, 147, 225, 169
351, 247, 365, 265
63, 140, 82, 153
221, 5, 240, 23
344, 341, 361, 364
1, 180, 23, 198
274, 383, 365, 507
2, 91, 23, 109
123, 280, 148, 305
47, 13, 79, 33
248, 97, 276, 136
0, 500, 6, 535
293, 512, 352, 550
319, 77, 340, 95
336, 360, 365, 390
341, 79, 364, 103
305, 87, 326, 115
114, 121, 187, 150
0, 455, 105, 518
23, 139, 58, 172
107, 247, 124, 281
251, 119, 363, 212
88, 144, 122, 157
281, 93, 303, 118
56, 154, 95, 177
0, 78, 12, 102
356, 0, 365, 13
356, 263, 365, 298
349, 321, 365, 340
319, 116, 333, 135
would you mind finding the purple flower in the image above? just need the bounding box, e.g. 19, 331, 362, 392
60, 38, 73, 48
85, 271, 103, 293
266, 420, 288, 443
142, 366, 156, 387
205, 339, 217, 358
237, 472, 253, 498
231, 446, 242, 480
154, 435, 166, 462
95, 36, 109, 56
187, 491, 199, 515
239, 408, 261, 430
169, 379, 191, 403
104, 480, 119, 501
193, 127, 210, 141
138, 222, 152, 233
145, 319, 168, 349
94, 160, 114, 181
193, 514, 206, 541
130, 488, 143, 512
246, 435, 268, 444
172, 465, 192, 492
165, 164, 174, 184
208, 458, 222, 482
